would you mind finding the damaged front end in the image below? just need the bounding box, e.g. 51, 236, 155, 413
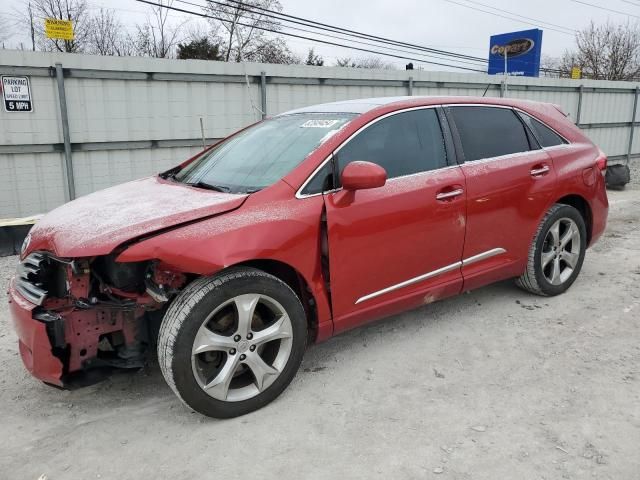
9, 251, 188, 386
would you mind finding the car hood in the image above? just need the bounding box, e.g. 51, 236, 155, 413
26, 176, 247, 258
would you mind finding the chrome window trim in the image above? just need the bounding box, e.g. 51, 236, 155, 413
296, 105, 443, 199
295, 102, 571, 199
442, 103, 570, 145
297, 163, 462, 199
444, 104, 569, 163
354, 248, 507, 305
512, 108, 570, 147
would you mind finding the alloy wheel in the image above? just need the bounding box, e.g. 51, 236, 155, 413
191, 294, 293, 402
541, 217, 581, 286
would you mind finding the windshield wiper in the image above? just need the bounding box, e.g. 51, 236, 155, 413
185, 181, 230, 192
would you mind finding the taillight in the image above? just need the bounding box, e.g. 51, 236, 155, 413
596, 150, 608, 174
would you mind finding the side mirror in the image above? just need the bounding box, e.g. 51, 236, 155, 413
341, 161, 387, 191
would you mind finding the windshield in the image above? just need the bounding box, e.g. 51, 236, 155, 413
173, 113, 355, 193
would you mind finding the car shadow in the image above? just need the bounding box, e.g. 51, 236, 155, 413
27, 279, 523, 421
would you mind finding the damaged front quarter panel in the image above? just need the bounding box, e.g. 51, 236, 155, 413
115, 182, 334, 342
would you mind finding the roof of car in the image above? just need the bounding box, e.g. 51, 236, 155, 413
279, 96, 544, 116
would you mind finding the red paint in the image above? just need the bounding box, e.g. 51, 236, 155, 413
326, 166, 467, 332
341, 161, 387, 190
460, 149, 557, 291
9, 96, 608, 385
8, 279, 64, 386
26, 176, 247, 258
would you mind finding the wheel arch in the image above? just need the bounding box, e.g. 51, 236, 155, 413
228, 259, 319, 343
555, 194, 593, 245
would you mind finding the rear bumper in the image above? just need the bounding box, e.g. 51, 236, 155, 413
7, 277, 64, 386
589, 176, 609, 247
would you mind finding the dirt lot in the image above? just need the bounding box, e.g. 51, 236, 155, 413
1, 169, 639, 480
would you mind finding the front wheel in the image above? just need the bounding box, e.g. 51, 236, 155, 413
157, 267, 307, 418
516, 204, 587, 296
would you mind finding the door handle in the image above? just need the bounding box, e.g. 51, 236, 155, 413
436, 188, 464, 201
530, 165, 550, 177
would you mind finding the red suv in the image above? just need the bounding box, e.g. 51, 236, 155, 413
9, 96, 608, 417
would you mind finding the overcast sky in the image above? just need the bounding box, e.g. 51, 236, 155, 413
1, 0, 638, 71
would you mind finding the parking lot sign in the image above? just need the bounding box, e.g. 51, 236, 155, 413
1, 76, 33, 112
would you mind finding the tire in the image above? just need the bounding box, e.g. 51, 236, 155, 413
157, 267, 307, 418
516, 204, 587, 297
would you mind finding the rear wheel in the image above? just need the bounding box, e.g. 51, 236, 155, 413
516, 204, 587, 296
158, 267, 307, 418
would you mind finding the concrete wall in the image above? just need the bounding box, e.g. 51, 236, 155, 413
1, 50, 639, 217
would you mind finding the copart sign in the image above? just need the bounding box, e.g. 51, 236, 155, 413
1, 76, 33, 112
487, 29, 543, 78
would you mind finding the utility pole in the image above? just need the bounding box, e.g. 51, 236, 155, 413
503, 49, 508, 96
28, 2, 35, 51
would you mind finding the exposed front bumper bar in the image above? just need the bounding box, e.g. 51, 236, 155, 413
7, 277, 64, 386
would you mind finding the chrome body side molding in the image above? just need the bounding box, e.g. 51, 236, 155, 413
354, 248, 506, 305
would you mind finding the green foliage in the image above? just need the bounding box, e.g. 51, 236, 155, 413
177, 37, 224, 60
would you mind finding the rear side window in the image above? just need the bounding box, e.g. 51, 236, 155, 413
449, 106, 531, 161
335, 108, 447, 180
519, 112, 566, 147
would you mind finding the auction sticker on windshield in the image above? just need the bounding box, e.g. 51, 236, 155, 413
301, 119, 340, 128
2, 76, 33, 112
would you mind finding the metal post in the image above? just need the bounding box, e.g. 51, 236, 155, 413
199, 117, 206, 149
576, 84, 584, 125
503, 51, 508, 97
260, 71, 267, 119
408, 76, 413, 96
626, 86, 639, 163
54, 63, 75, 201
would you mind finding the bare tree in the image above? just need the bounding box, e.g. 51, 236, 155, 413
305, 48, 324, 66
204, 0, 285, 62
87, 8, 133, 56
24, 0, 91, 52
135, 0, 185, 58
0, 13, 12, 46
27, 3, 36, 50
557, 21, 640, 80
335, 56, 396, 70
243, 37, 298, 64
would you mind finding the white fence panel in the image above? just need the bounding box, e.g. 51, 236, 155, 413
1, 50, 639, 217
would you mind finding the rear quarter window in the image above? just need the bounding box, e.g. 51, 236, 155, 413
518, 112, 567, 147
448, 106, 531, 161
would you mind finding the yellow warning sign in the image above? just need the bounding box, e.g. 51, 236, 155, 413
45, 18, 74, 41
571, 66, 582, 80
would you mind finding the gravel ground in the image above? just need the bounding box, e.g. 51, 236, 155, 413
1, 170, 639, 480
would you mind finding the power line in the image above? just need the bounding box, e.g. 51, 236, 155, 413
216, 0, 488, 63
569, 0, 640, 19
204, 0, 563, 73
453, 0, 576, 33
443, 0, 576, 36
134, 0, 487, 71
136, 0, 564, 75
217, 0, 566, 74
191, 0, 487, 67
621, 0, 640, 7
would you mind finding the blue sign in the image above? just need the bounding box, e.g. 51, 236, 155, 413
488, 29, 543, 77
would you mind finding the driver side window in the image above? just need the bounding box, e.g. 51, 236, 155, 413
335, 108, 447, 183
